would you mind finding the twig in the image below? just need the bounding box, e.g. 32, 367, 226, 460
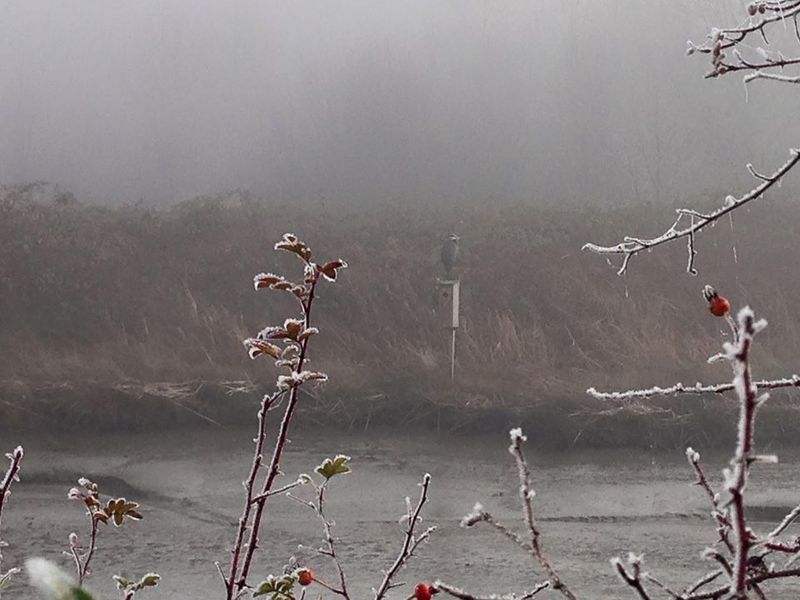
587, 374, 800, 401
509, 429, 576, 600
0, 447, 23, 595
612, 554, 652, 600
373, 474, 433, 600
224, 390, 282, 594
583, 149, 800, 275
315, 482, 351, 599
686, 448, 734, 554
434, 580, 550, 600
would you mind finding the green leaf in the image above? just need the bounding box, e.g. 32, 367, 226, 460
315, 455, 352, 480
71, 589, 95, 600
253, 574, 296, 599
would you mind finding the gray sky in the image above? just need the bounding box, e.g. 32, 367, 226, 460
0, 1, 797, 205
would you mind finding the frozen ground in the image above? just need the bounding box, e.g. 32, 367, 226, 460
2, 428, 799, 599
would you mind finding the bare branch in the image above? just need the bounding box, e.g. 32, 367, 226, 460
686, 448, 734, 554
0, 446, 23, 592
587, 374, 800, 401
434, 580, 550, 600
611, 554, 652, 600
508, 429, 576, 600
583, 149, 800, 274
373, 474, 434, 600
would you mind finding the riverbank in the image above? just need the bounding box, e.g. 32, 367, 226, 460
3, 378, 800, 449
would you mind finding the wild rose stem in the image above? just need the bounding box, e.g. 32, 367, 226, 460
235, 280, 318, 593
316, 483, 351, 599
224, 389, 281, 598
0, 447, 23, 595
0, 448, 22, 537
728, 312, 758, 599
509, 433, 576, 600
373, 473, 432, 600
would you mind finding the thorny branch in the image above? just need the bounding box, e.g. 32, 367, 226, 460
223, 236, 347, 599
311, 480, 352, 599
600, 304, 800, 598
0, 447, 23, 594
373, 474, 435, 600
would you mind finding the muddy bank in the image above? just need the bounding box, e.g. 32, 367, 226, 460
2, 429, 799, 599
3, 379, 800, 449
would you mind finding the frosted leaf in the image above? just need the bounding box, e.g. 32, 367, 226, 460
509, 428, 527, 443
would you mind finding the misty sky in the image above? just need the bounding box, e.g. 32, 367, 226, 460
0, 1, 797, 206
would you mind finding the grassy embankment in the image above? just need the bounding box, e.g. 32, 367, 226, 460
2, 193, 800, 447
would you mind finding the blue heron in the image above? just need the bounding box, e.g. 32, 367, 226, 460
441, 233, 460, 275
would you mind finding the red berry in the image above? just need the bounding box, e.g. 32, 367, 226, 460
709, 295, 731, 317
414, 583, 436, 600
297, 569, 314, 586
702, 285, 731, 317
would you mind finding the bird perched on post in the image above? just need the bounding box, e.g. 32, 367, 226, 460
703, 284, 731, 317
441, 233, 460, 276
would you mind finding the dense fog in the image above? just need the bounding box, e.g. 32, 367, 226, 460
1, 0, 797, 206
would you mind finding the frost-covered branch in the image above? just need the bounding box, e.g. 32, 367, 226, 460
583, 149, 800, 275
686, 1, 800, 83
224, 236, 347, 599
611, 554, 652, 600
434, 580, 550, 600
587, 374, 800, 401
446, 430, 573, 600
686, 448, 734, 554
586, 1, 800, 275
0, 447, 23, 595
593, 295, 800, 597
311, 477, 351, 599
373, 474, 434, 600
508, 429, 576, 600
717, 307, 767, 598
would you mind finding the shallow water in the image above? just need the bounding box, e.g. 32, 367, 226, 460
2, 428, 799, 599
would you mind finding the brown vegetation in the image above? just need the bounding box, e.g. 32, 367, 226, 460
2, 193, 800, 445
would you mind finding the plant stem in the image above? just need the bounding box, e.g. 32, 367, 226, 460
235, 280, 318, 593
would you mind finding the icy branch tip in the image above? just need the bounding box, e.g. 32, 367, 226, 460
685, 447, 700, 463
460, 503, 487, 527
509, 427, 527, 443
5, 446, 23, 461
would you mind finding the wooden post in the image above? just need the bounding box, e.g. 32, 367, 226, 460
437, 279, 460, 380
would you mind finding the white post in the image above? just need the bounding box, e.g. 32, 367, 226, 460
450, 327, 456, 381
437, 279, 460, 381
